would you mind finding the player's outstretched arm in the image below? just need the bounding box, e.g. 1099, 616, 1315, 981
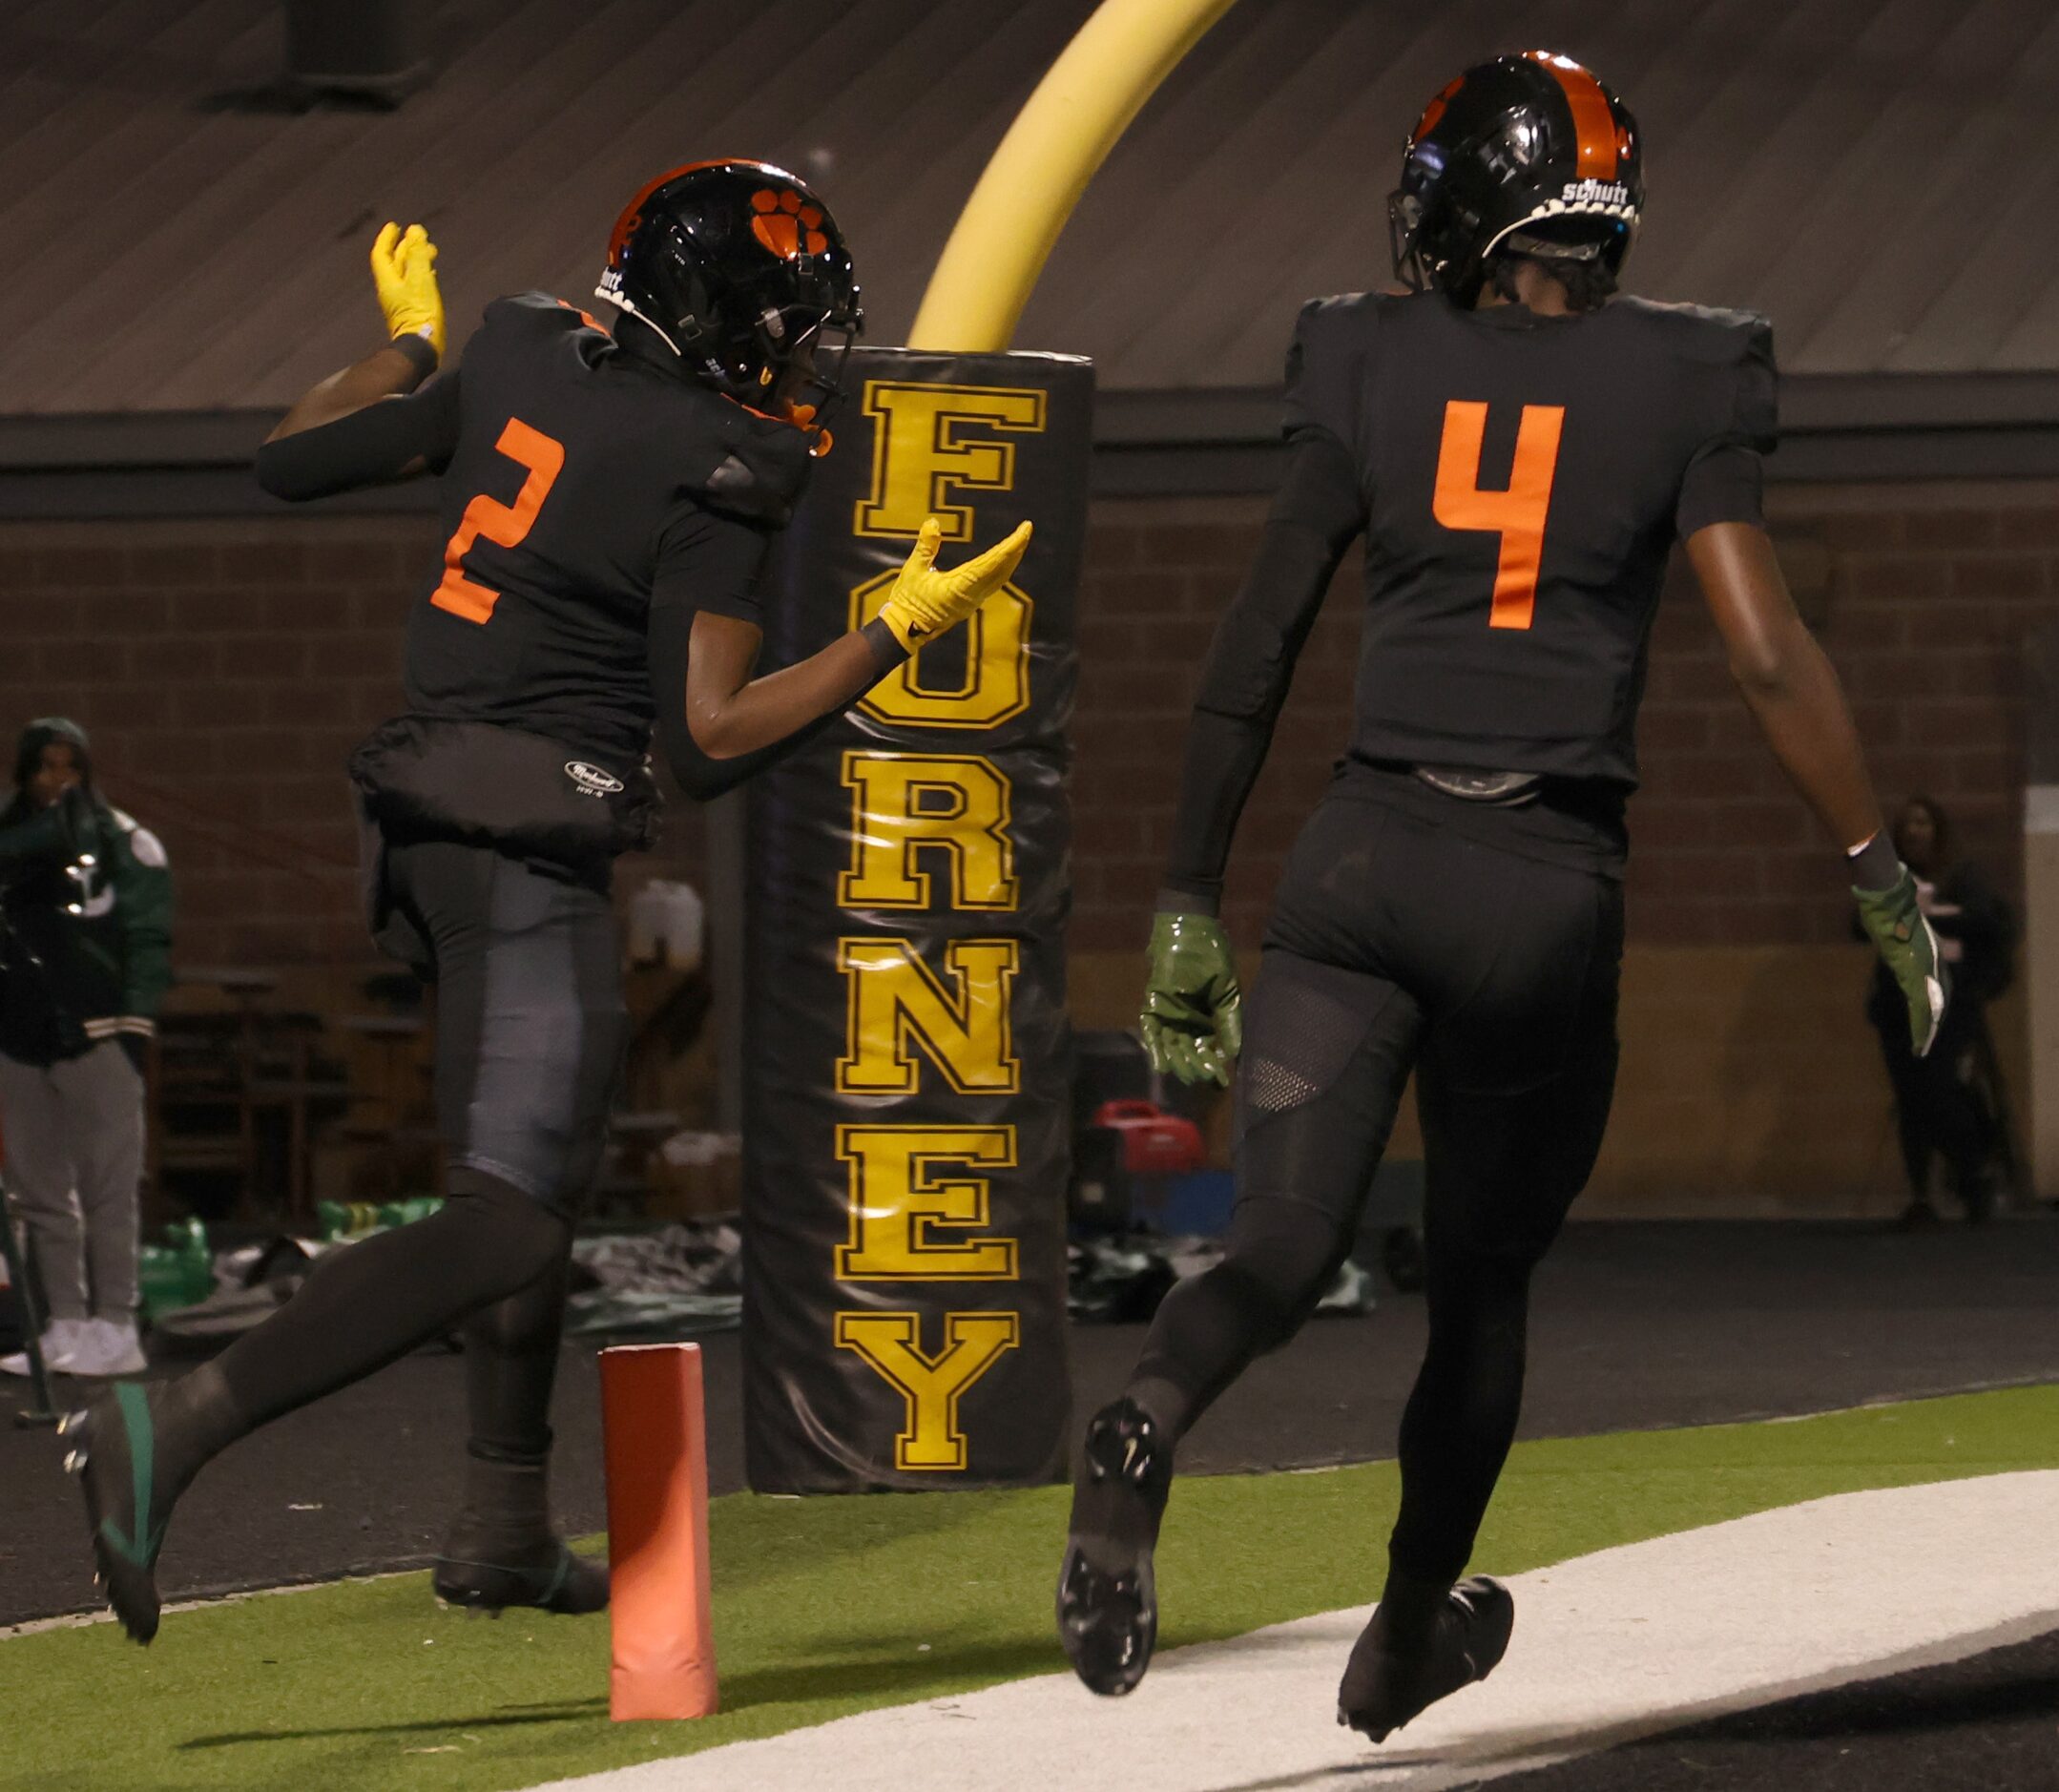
1687, 522, 1878, 844
256, 223, 456, 499
653, 518, 1030, 801
1144, 425, 1364, 1086
266, 344, 431, 447
1687, 520, 1946, 1052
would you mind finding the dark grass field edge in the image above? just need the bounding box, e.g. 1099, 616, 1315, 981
12, 1376, 2059, 1634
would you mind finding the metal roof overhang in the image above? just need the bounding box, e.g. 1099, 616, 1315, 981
5, 374, 2059, 520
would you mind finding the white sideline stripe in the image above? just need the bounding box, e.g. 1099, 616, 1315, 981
534, 1471, 2059, 1792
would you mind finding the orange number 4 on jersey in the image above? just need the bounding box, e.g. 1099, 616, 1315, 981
432, 417, 566, 623
1431, 399, 1565, 631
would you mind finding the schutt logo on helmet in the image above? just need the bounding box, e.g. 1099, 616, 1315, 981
1559, 177, 1633, 211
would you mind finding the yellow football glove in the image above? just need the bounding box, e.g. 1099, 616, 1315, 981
877, 517, 1032, 654
370, 220, 446, 361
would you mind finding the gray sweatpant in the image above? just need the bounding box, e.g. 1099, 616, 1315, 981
0, 1042, 144, 1322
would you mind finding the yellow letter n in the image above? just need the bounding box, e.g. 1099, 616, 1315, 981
837, 938, 1019, 1095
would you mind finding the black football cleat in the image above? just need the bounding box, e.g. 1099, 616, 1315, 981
433, 1532, 609, 1616
1338, 1575, 1514, 1742
1057, 1397, 1174, 1697
63, 1384, 186, 1646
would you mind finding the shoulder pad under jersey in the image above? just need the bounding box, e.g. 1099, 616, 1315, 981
1608, 294, 1767, 360
685, 395, 814, 528
1281, 293, 1381, 447
479, 291, 608, 340
1611, 297, 1778, 452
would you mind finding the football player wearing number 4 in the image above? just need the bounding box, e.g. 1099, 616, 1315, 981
1058, 53, 1945, 1740
64, 161, 1030, 1646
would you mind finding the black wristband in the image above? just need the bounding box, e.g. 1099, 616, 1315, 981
385, 332, 439, 381
1847, 831, 1901, 892
861, 616, 909, 671
1155, 884, 1222, 919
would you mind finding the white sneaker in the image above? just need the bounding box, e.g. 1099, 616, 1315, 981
0, 1316, 90, 1377
70, 1317, 148, 1378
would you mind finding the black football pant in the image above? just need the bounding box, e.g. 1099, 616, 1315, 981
211, 839, 627, 1495
1129, 781, 1622, 1587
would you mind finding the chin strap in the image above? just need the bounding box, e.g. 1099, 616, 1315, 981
786, 402, 833, 457
596, 287, 680, 359
602, 293, 835, 457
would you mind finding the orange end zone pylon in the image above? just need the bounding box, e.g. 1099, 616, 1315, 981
600, 1342, 718, 1719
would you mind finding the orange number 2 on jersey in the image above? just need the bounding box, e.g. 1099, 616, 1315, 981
431, 418, 566, 624
1430, 400, 1565, 631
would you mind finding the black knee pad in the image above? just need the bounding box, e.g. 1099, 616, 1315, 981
446, 1167, 573, 1297
462, 1250, 572, 1357
1419, 1245, 1536, 1368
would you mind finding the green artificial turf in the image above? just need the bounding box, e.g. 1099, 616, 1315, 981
10, 1385, 2059, 1792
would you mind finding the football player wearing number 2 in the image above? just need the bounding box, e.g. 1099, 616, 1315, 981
1059, 54, 1945, 1740
63, 161, 1030, 1645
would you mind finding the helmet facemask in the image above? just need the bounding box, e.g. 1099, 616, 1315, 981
1387, 190, 1431, 294
764, 311, 860, 439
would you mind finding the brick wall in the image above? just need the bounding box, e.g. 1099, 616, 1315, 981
0, 480, 2044, 969
1075, 481, 2049, 952
0, 515, 726, 974
3, 518, 438, 968
1068, 479, 2047, 1207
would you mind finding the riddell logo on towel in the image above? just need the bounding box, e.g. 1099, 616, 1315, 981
565, 761, 625, 799
1561, 177, 1632, 207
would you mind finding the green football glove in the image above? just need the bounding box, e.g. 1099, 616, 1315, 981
1855, 865, 1949, 1056
1139, 911, 1242, 1088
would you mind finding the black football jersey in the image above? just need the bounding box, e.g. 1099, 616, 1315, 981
1290, 288, 1775, 787
1159, 286, 1775, 910
402, 294, 812, 770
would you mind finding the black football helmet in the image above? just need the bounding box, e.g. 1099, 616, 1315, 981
597, 158, 863, 423
1389, 52, 1642, 304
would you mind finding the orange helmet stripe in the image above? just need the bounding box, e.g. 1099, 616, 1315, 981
1524, 51, 1618, 181
1415, 73, 1466, 141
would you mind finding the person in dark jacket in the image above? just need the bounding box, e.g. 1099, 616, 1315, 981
1869, 796, 2016, 1225
0, 718, 173, 1378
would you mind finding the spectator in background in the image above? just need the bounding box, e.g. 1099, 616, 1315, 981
1869, 795, 2016, 1226
0, 719, 172, 1377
